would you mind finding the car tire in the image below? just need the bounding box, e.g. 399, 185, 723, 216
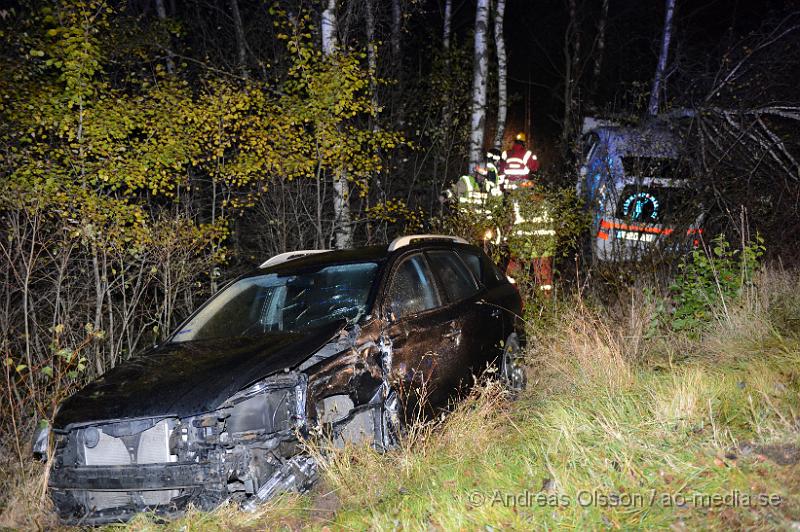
500, 334, 527, 395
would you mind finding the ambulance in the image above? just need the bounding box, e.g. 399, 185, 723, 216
577, 117, 704, 262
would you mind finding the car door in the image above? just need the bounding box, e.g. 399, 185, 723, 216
423, 249, 484, 391
456, 248, 506, 368
381, 253, 458, 410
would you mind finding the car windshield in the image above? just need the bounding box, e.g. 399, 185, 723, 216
171, 262, 379, 343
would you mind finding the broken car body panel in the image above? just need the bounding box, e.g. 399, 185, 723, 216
47, 239, 523, 524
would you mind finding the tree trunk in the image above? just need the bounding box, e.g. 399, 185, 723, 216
590, 0, 609, 103
153, 0, 175, 74
229, 0, 248, 78
468, 0, 490, 173
391, 0, 402, 60
321, 0, 353, 249
321, 0, 338, 55
561, 0, 581, 146
493, 0, 508, 148
648, 0, 675, 116
365, 0, 378, 101
443, 0, 452, 49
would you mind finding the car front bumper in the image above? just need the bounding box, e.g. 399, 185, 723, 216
49, 462, 227, 524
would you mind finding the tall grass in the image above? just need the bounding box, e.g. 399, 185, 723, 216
2, 268, 798, 530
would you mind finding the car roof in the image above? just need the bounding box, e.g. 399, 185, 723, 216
253, 240, 482, 277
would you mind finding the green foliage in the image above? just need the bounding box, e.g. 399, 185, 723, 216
366, 198, 424, 232
669, 234, 765, 332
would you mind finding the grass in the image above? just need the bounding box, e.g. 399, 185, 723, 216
2, 268, 799, 530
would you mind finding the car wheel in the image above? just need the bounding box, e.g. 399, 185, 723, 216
500, 334, 527, 394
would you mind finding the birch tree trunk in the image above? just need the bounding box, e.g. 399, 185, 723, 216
153, 0, 175, 74
229, 0, 248, 78
468, 0, 490, 172
321, 0, 353, 249
321, 0, 338, 54
443, 0, 452, 49
493, 0, 508, 148
648, 0, 676, 116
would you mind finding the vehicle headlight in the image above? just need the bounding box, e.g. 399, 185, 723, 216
32, 420, 50, 461
225, 373, 308, 435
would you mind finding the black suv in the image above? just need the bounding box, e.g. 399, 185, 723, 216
43, 235, 525, 524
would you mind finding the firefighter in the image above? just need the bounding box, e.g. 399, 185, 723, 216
506, 190, 556, 295
500, 132, 539, 190
500, 134, 554, 295
441, 166, 502, 245
441, 171, 487, 209
478, 148, 504, 189
476, 149, 504, 245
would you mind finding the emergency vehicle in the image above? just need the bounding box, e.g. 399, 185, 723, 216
577, 117, 704, 262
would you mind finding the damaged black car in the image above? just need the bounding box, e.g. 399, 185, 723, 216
40, 234, 526, 524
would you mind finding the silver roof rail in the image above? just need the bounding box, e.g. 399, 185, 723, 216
388, 234, 469, 252
260, 249, 331, 269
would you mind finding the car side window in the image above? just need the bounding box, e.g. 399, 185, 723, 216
459, 251, 482, 281
426, 250, 479, 303
458, 249, 505, 287
387, 254, 441, 319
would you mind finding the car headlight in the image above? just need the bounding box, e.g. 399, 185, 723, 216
32, 419, 50, 461
225, 373, 308, 435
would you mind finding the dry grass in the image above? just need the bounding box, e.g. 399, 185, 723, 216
0, 460, 57, 530
1, 267, 799, 530
529, 304, 637, 393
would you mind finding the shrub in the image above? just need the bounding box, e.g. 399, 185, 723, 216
669, 234, 765, 333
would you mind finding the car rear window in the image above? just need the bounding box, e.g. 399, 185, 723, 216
620, 157, 692, 180
426, 250, 479, 303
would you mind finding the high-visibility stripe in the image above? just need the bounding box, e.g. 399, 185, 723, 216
460, 175, 474, 193
458, 198, 486, 204
600, 219, 670, 235
514, 230, 555, 236
599, 219, 704, 236
505, 168, 530, 176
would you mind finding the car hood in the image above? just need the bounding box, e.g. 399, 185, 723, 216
54, 321, 347, 430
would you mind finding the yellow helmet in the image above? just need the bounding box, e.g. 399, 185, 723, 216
514, 132, 527, 142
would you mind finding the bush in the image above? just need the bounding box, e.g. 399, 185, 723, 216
669, 234, 765, 333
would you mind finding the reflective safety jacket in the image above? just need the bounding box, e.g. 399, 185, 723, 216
444, 174, 502, 208
507, 191, 556, 258
501, 144, 539, 188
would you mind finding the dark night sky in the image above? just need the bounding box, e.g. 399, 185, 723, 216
491, 0, 794, 156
